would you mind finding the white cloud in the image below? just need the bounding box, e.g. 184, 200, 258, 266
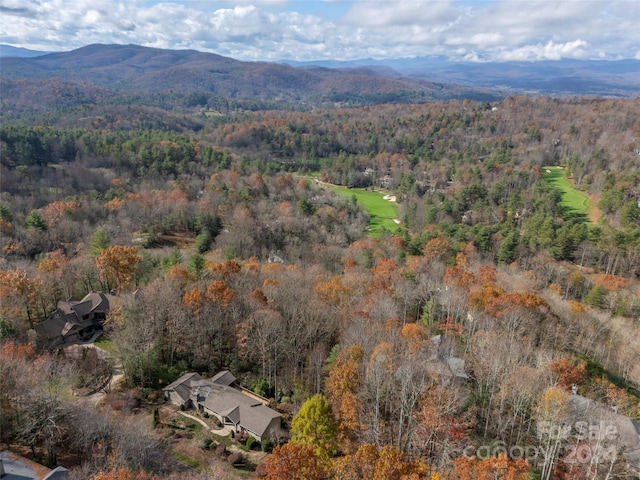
0, 0, 638, 62
341, 0, 459, 28
494, 39, 590, 62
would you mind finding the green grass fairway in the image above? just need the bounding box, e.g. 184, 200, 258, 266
331, 186, 400, 236
542, 166, 592, 221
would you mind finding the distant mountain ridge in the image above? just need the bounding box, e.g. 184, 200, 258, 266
3, 43, 636, 117
0, 44, 501, 108
0, 44, 53, 58
285, 56, 640, 97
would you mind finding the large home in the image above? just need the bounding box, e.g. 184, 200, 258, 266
163, 371, 282, 442
33, 292, 113, 350
0, 450, 70, 479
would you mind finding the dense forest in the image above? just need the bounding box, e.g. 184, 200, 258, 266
1, 91, 640, 479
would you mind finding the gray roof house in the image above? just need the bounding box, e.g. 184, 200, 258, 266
0, 450, 70, 479
33, 292, 112, 349
163, 371, 281, 442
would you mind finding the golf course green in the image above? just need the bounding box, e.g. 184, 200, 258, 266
542, 166, 593, 221
330, 185, 400, 236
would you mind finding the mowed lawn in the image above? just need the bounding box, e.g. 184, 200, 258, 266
331, 186, 400, 236
542, 166, 593, 220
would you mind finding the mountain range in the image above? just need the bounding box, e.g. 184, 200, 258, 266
286, 57, 640, 98
0, 44, 500, 110
1, 44, 638, 115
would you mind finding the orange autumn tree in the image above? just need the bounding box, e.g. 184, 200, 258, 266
454, 452, 531, 480
468, 284, 505, 311
90, 470, 156, 480
423, 237, 452, 263
477, 265, 497, 286
400, 322, 431, 354
331, 443, 436, 480
2, 340, 36, 360
369, 257, 398, 292
207, 259, 242, 277
264, 443, 328, 480
42, 200, 79, 226
373, 445, 412, 480
314, 276, 354, 308
206, 280, 235, 308
166, 264, 190, 289
546, 357, 588, 389
443, 264, 475, 290
182, 288, 208, 315
484, 292, 546, 317
0, 268, 42, 328
96, 245, 141, 292
326, 344, 364, 453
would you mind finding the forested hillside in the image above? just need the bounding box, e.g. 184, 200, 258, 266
0, 44, 500, 116
1, 93, 640, 479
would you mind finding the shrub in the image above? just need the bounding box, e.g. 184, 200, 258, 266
261, 438, 274, 453
235, 431, 249, 444
246, 436, 258, 450
228, 452, 245, 466
215, 444, 227, 457
141, 387, 155, 399
203, 412, 209, 419
585, 284, 607, 309
195, 230, 213, 253
179, 404, 185, 411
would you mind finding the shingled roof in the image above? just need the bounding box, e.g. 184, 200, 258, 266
34, 292, 112, 345
163, 372, 202, 405
0, 450, 70, 479
163, 371, 281, 440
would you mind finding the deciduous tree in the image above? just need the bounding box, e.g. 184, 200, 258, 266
264, 443, 328, 480
96, 245, 141, 292
454, 452, 531, 480
291, 394, 339, 459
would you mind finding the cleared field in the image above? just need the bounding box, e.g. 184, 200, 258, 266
330, 186, 400, 236
542, 166, 593, 221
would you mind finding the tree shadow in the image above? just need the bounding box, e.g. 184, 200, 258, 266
561, 208, 590, 224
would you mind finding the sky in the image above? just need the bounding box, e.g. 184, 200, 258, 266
1, 0, 639, 63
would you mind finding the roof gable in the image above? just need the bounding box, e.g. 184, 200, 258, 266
33, 292, 113, 343
163, 372, 202, 392
164, 372, 281, 438
211, 370, 236, 386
